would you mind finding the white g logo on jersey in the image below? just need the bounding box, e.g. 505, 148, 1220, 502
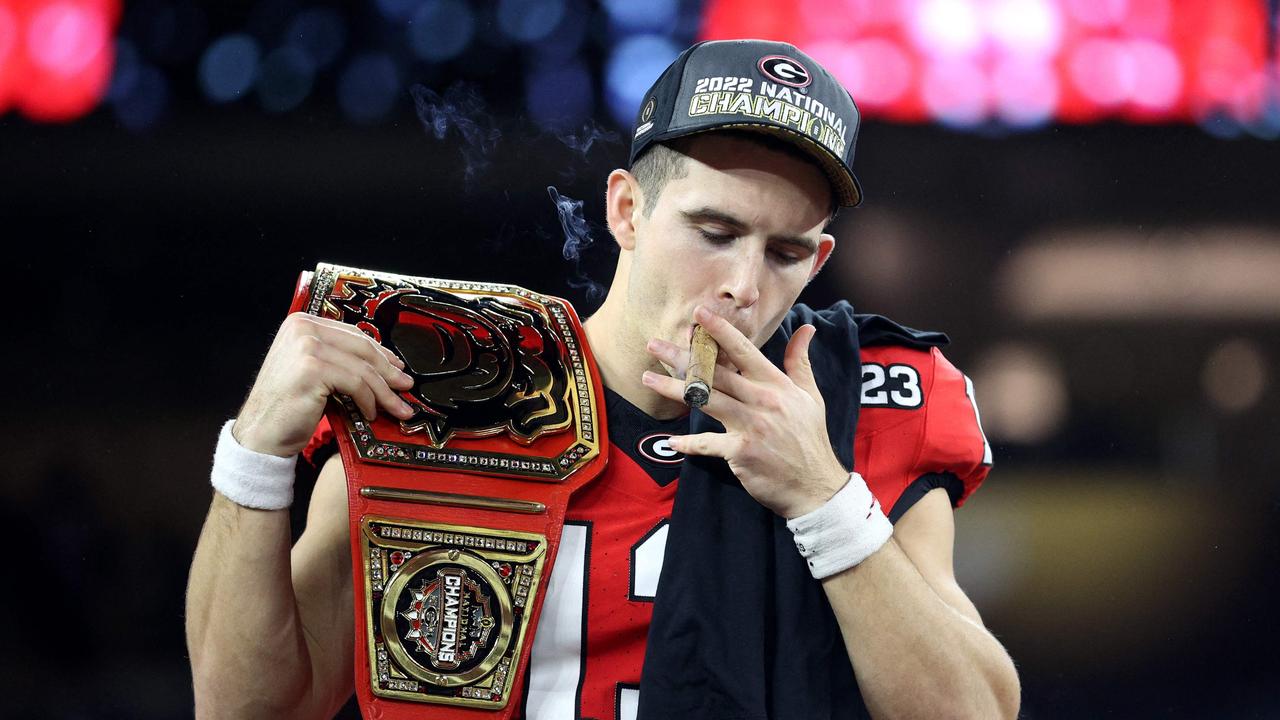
638, 433, 684, 464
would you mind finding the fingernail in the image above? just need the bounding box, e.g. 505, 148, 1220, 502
641, 371, 655, 384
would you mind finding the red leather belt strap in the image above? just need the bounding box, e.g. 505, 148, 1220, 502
289, 263, 608, 720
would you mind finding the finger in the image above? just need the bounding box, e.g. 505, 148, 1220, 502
309, 315, 406, 371
307, 317, 411, 387
693, 306, 784, 381
667, 431, 737, 459
641, 369, 746, 420
646, 337, 741, 378
323, 360, 378, 420
314, 343, 416, 420
783, 324, 819, 396
645, 340, 754, 402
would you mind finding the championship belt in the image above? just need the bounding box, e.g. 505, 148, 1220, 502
288, 263, 608, 720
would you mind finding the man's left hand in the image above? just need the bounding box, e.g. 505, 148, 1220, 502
643, 305, 849, 519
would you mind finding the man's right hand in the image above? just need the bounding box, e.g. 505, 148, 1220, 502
231, 312, 417, 458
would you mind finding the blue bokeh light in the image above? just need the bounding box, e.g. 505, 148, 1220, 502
249, 0, 303, 42
497, 0, 565, 44
112, 64, 169, 132
1243, 100, 1280, 141
530, 3, 585, 61
604, 34, 680, 125
601, 0, 677, 33
525, 59, 593, 130
199, 33, 262, 103
257, 45, 315, 113
408, 0, 475, 63
1199, 111, 1244, 140
338, 53, 401, 124
107, 39, 141, 102
375, 0, 420, 23
283, 7, 346, 71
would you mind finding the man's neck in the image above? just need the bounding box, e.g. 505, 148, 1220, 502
583, 297, 688, 422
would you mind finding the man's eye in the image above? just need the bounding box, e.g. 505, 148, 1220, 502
770, 250, 803, 265
697, 229, 734, 244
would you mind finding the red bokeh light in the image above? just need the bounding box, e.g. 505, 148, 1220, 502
700, 0, 1270, 126
0, 0, 120, 123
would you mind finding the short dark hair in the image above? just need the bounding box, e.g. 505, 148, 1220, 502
629, 131, 840, 223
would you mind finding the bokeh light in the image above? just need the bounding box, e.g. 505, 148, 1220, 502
525, 57, 593, 130
992, 56, 1058, 127
497, 0, 565, 44
199, 33, 261, 103
973, 343, 1070, 445
604, 34, 680, 125
374, 0, 419, 24
27, 1, 111, 77
337, 52, 400, 124
921, 57, 988, 127
283, 7, 345, 71
986, 0, 1062, 58
408, 0, 475, 63
530, 4, 586, 61
111, 62, 167, 131
14, 0, 119, 122
105, 36, 137, 102
1202, 339, 1269, 414
256, 45, 313, 113
600, 0, 678, 33
702, 0, 1272, 131
911, 0, 984, 58
0, 4, 16, 112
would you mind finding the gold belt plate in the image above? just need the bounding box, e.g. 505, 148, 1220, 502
360, 516, 548, 709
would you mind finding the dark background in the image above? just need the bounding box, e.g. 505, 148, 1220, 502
2, 0, 1278, 718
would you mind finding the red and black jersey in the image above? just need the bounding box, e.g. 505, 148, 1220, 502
857, 343, 992, 522
300, 336, 991, 720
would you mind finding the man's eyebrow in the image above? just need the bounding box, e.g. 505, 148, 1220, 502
680, 207, 818, 254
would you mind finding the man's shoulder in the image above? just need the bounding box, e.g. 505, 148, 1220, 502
783, 301, 950, 351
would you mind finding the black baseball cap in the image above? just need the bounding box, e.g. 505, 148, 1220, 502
629, 39, 864, 207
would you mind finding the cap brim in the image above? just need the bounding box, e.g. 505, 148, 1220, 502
717, 123, 863, 208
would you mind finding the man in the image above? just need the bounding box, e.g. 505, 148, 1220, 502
186, 39, 1020, 719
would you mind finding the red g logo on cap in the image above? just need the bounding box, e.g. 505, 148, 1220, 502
758, 55, 812, 88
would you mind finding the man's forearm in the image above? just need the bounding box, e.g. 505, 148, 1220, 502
822, 538, 1020, 720
186, 493, 315, 718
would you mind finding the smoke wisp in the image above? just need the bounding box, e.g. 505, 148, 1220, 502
410, 83, 501, 184
556, 120, 620, 158
547, 185, 606, 302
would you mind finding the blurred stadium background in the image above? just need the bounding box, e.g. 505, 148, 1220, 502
2, 0, 1278, 717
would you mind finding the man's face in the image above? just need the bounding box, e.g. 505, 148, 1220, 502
625, 133, 837, 368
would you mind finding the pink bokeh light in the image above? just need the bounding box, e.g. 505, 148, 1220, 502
700, 0, 1270, 126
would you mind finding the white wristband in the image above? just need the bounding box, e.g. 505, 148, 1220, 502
210, 419, 297, 510
785, 471, 893, 579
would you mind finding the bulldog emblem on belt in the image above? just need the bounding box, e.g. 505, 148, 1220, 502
333, 279, 572, 447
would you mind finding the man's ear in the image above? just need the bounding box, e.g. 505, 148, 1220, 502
606, 168, 641, 252
808, 232, 836, 282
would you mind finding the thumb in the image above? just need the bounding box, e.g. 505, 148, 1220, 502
784, 324, 819, 393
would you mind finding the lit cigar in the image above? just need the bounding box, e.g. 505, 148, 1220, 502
683, 325, 719, 408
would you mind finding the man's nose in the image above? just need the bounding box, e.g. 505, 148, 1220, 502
717, 249, 762, 309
